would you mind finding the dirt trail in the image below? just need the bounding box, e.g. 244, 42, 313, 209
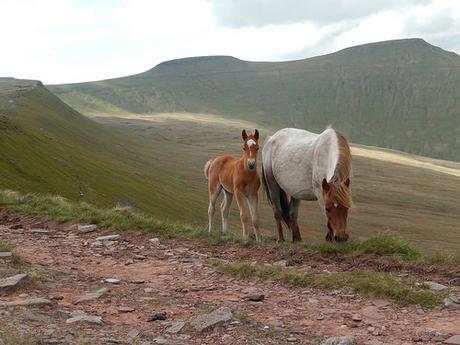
0, 213, 459, 345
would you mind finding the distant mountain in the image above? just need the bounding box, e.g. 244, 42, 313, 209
0, 78, 193, 217
49, 39, 460, 161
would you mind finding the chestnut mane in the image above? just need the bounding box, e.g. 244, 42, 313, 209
325, 130, 353, 208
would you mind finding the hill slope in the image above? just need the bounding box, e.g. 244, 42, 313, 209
0, 78, 195, 219
49, 38, 460, 161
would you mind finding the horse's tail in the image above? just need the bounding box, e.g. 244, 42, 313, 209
204, 159, 213, 179
261, 162, 272, 205
261, 162, 290, 226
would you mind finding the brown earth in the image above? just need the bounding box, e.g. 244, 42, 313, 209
0, 211, 459, 345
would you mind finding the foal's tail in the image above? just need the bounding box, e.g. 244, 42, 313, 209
261, 163, 290, 226
204, 159, 213, 179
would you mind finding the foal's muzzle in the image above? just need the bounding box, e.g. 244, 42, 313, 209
247, 159, 256, 171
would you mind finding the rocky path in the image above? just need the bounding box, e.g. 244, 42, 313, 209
0, 213, 459, 345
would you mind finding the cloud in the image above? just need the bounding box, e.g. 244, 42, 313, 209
0, 0, 458, 84
210, 0, 430, 27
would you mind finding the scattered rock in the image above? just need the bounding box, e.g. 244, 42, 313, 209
95, 235, 120, 241
287, 337, 298, 342
130, 278, 145, 284
150, 238, 160, 245
134, 254, 147, 260
117, 306, 135, 313
50, 295, 64, 301
127, 329, 140, 338
21, 311, 50, 322
78, 224, 98, 233
362, 306, 385, 320
104, 278, 121, 284
320, 336, 356, 345
189, 306, 232, 332
242, 293, 265, 302
424, 281, 448, 291
4, 297, 52, 307
445, 335, 460, 345
444, 293, 460, 310
30, 228, 49, 234
144, 288, 154, 293
166, 321, 186, 333
364, 341, 385, 345
273, 260, 288, 267
154, 338, 188, 345
0, 252, 12, 259
66, 311, 103, 325
73, 288, 109, 304
372, 299, 390, 308
351, 314, 362, 322
0, 273, 29, 292
147, 312, 167, 321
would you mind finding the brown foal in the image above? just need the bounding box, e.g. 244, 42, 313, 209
204, 129, 261, 241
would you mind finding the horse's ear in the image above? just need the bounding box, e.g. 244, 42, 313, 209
344, 177, 350, 188
242, 129, 248, 141
322, 178, 330, 192
254, 129, 259, 140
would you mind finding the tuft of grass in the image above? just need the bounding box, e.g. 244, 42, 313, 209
358, 236, 422, 259
215, 261, 444, 308
301, 235, 422, 261
0, 243, 11, 252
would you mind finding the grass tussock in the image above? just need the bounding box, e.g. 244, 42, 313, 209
0, 243, 11, 252
300, 235, 422, 261
215, 262, 444, 308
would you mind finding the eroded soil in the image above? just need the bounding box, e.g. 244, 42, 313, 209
0, 212, 459, 345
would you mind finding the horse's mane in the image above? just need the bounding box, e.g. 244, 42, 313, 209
326, 130, 353, 208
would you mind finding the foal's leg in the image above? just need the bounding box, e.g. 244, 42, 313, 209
220, 190, 233, 232
289, 197, 302, 242
234, 190, 250, 240
247, 193, 261, 242
208, 184, 222, 233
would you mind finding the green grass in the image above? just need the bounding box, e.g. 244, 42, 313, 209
300, 236, 421, 260
49, 39, 460, 161
2, 189, 459, 266
0, 243, 10, 252
215, 261, 444, 308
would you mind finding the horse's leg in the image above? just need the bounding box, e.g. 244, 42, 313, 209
234, 190, 250, 240
289, 197, 302, 242
220, 190, 233, 233
247, 193, 261, 242
208, 183, 222, 233
263, 167, 285, 242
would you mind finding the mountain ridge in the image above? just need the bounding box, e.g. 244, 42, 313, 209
49, 38, 460, 161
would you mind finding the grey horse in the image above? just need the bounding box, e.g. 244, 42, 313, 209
262, 128, 352, 242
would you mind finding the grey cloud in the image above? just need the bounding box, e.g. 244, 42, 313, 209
210, 0, 430, 28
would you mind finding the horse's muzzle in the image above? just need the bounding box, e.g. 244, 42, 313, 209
247, 160, 256, 171
334, 234, 349, 242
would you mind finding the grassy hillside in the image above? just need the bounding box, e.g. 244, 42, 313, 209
49, 39, 460, 161
89, 112, 460, 253
0, 78, 202, 220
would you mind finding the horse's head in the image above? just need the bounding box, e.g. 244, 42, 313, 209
242, 129, 259, 172
322, 177, 351, 242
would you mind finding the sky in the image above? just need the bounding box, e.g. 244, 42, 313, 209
0, 0, 459, 84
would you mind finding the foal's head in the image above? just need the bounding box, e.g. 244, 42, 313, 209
242, 129, 259, 172
322, 177, 352, 242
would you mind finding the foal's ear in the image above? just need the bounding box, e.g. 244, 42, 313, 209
344, 177, 350, 188
242, 129, 248, 141
322, 178, 330, 192
254, 129, 259, 140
